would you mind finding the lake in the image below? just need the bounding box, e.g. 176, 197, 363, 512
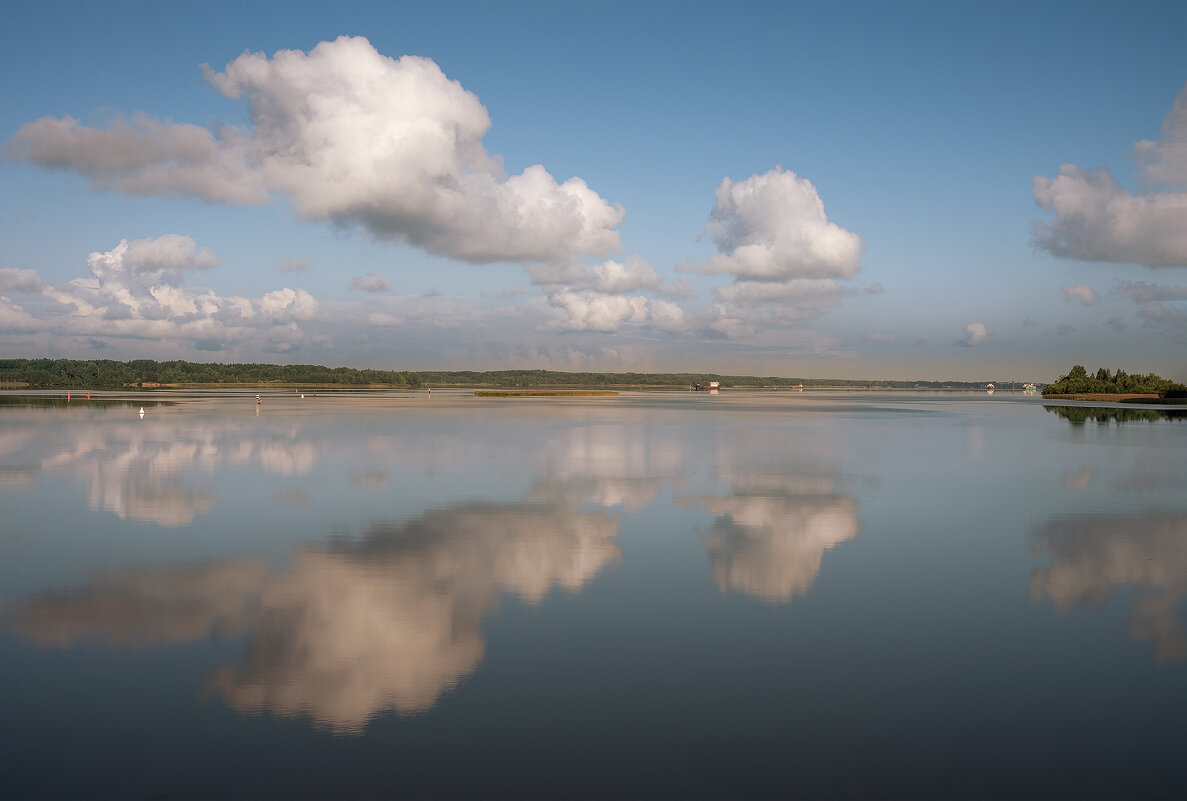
1, 389, 1184, 800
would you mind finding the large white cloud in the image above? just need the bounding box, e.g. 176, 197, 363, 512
1032, 166, 1187, 267
688, 169, 864, 339
8, 36, 624, 264
1032, 85, 1187, 268
702, 167, 863, 282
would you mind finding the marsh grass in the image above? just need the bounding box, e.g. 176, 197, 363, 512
474, 390, 619, 397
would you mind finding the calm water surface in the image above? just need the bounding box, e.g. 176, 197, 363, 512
1, 390, 1184, 799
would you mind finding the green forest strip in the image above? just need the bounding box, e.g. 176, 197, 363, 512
1, 358, 1044, 391
474, 390, 619, 397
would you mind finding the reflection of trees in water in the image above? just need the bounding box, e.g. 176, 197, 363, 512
1044, 406, 1187, 425
3, 497, 621, 733
0, 395, 171, 410
686, 472, 860, 603
1029, 513, 1187, 662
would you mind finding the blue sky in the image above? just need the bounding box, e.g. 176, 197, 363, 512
1, 0, 1184, 380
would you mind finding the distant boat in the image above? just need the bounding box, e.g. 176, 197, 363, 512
790, 385, 804, 391
692, 381, 720, 392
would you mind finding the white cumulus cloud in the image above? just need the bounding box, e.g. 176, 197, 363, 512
30, 236, 321, 352
546, 291, 649, 332
702, 167, 863, 282
959, 322, 989, 347
258, 288, 320, 323
1061, 283, 1096, 306
8, 36, 625, 265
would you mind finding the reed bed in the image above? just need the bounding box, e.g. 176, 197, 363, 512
474, 390, 619, 397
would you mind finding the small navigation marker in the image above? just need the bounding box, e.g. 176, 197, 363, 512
139, 407, 145, 418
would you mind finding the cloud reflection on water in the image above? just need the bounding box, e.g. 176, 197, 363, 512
1029, 512, 1187, 662
4, 494, 620, 732
3, 413, 322, 526
686, 471, 860, 603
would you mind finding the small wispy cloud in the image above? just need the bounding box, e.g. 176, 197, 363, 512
1114, 280, 1187, 341
366, 312, 401, 327
275, 255, 311, 273
483, 284, 526, 300
350, 273, 391, 293
1114, 281, 1187, 303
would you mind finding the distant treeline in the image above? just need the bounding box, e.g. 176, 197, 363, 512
0, 359, 422, 389
1041, 365, 1186, 397
415, 370, 1021, 390
1, 358, 1035, 391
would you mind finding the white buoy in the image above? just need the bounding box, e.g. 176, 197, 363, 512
139, 407, 145, 418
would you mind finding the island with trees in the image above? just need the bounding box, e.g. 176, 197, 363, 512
1041, 365, 1186, 401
